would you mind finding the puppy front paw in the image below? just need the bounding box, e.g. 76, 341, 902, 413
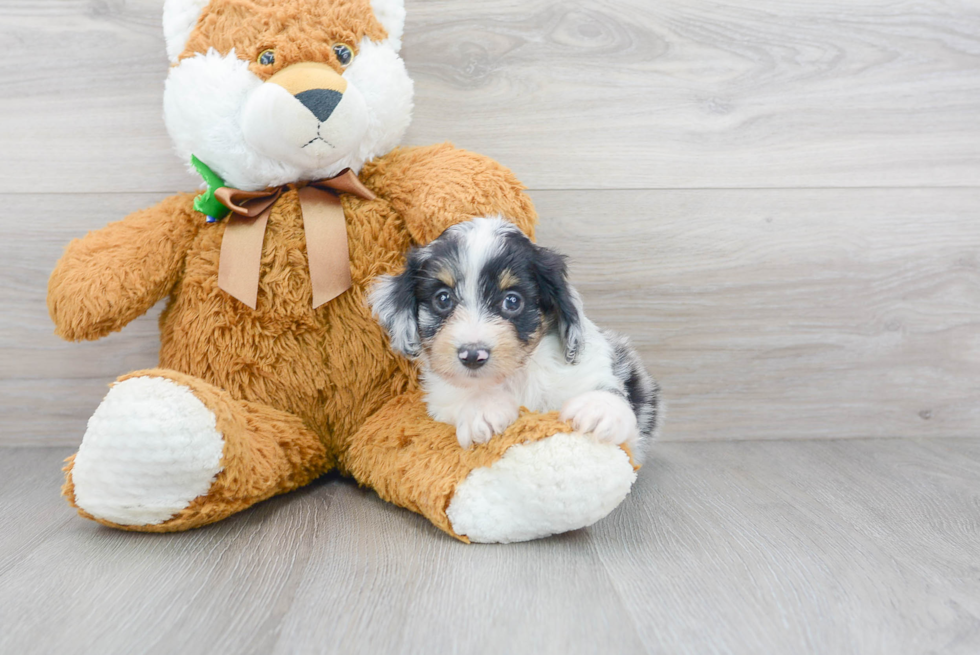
455, 400, 520, 449
560, 390, 639, 445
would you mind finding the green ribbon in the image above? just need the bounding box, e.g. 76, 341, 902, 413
191, 155, 231, 220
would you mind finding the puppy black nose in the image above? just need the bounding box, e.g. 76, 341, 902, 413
295, 89, 343, 122
458, 345, 491, 369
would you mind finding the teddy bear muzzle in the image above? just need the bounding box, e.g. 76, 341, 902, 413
241, 61, 368, 169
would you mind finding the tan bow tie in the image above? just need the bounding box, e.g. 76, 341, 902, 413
214, 169, 376, 309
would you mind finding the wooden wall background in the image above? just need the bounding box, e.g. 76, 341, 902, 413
1, 0, 978, 445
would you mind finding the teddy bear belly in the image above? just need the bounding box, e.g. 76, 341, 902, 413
157, 297, 412, 449
155, 199, 417, 449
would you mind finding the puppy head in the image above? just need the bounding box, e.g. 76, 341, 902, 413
369, 216, 585, 384
162, 0, 413, 191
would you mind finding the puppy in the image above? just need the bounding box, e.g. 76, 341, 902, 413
369, 216, 660, 462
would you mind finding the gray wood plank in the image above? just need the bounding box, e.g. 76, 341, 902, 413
0, 452, 643, 655
267, 491, 646, 655
0, 191, 168, 378
0, 440, 977, 654
532, 187, 980, 441
0, 447, 75, 577
5, 189, 977, 445
591, 439, 980, 655
750, 438, 980, 626
0, 192, 170, 445
1, 0, 979, 192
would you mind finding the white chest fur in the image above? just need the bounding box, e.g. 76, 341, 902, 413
421, 318, 636, 450
504, 319, 623, 412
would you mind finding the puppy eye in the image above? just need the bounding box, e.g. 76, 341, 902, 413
433, 289, 455, 313
333, 44, 354, 67
502, 292, 524, 315
257, 49, 276, 66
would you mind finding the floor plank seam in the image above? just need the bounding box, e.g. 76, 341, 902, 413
588, 533, 657, 655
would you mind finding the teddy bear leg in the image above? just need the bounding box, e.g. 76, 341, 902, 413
63, 369, 331, 532
342, 392, 639, 543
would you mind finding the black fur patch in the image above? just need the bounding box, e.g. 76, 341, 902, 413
370, 247, 427, 357
410, 233, 464, 343
608, 332, 660, 438
477, 232, 545, 343
528, 243, 584, 362
469, 229, 585, 359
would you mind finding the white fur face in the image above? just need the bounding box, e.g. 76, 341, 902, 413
162, 2, 413, 191
417, 220, 536, 386
370, 217, 586, 386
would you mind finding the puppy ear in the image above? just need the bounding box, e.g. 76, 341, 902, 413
369, 250, 423, 358
533, 246, 586, 364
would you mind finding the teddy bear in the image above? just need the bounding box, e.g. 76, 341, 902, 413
47, 0, 641, 543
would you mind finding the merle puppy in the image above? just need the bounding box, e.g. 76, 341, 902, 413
370, 216, 660, 461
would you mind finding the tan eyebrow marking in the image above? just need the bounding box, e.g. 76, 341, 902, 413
436, 268, 455, 287
499, 269, 519, 289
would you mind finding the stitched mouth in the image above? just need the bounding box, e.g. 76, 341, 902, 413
302, 135, 335, 149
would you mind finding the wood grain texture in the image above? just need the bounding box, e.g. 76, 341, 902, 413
5, 189, 977, 445
1, 0, 979, 192
0, 193, 168, 445
592, 438, 980, 655
0, 440, 977, 654
2, 1, 978, 650
532, 187, 980, 441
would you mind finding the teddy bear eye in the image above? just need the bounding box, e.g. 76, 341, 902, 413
333, 44, 354, 67
257, 49, 276, 66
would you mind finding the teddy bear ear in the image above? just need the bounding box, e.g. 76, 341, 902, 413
163, 0, 211, 63
371, 0, 406, 52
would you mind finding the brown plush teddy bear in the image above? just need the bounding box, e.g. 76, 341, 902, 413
48, 0, 640, 543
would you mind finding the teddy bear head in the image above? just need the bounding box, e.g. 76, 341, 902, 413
163, 0, 414, 191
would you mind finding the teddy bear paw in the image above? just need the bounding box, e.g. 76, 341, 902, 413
70, 376, 225, 526
446, 431, 637, 543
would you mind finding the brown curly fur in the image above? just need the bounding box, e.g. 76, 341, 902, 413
180, 0, 388, 77
51, 143, 600, 539
50, 3, 634, 540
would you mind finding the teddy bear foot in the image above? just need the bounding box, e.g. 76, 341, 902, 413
446, 432, 638, 544
69, 376, 225, 526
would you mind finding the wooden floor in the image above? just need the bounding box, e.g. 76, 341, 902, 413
2, 440, 978, 655
2, 0, 979, 653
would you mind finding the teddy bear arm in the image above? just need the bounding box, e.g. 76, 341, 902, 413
48, 194, 201, 342
364, 143, 538, 244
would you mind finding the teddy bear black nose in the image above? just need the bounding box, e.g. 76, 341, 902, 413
295, 89, 343, 122
458, 345, 491, 370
